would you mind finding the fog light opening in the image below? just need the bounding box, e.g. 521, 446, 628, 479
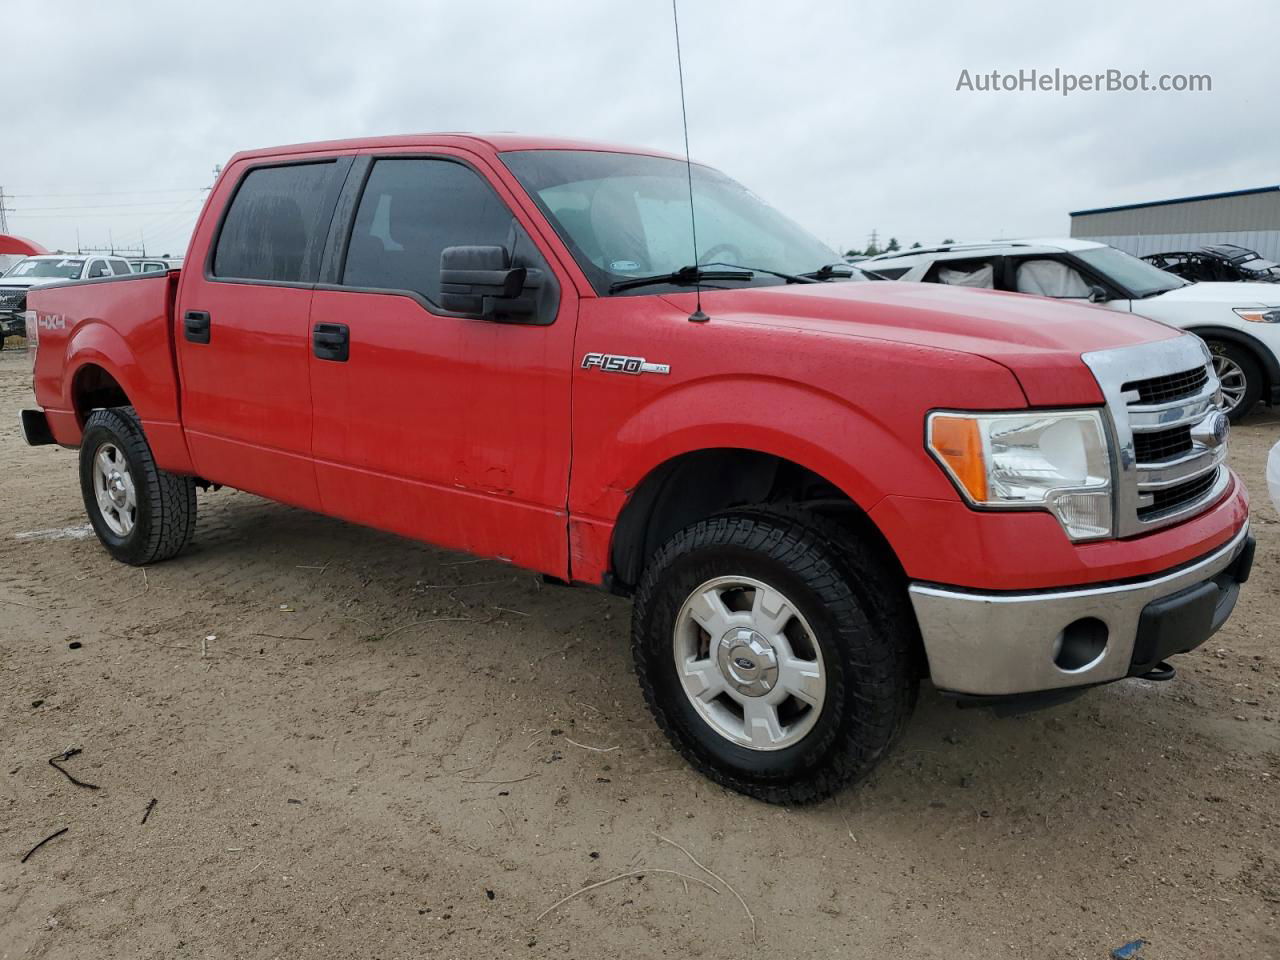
1053, 617, 1109, 671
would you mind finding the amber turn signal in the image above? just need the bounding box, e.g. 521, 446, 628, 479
928, 415, 989, 502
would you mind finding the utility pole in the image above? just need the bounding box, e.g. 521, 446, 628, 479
0, 186, 10, 234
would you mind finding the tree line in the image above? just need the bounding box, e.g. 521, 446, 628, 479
845, 237, 956, 258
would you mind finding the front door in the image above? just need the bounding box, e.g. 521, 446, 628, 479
307, 152, 578, 575
175, 157, 351, 509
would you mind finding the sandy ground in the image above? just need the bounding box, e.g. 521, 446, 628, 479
0, 344, 1276, 960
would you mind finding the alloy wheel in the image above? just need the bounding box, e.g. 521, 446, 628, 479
1212, 352, 1248, 413
673, 575, 826, 751
92, 442, 137, 536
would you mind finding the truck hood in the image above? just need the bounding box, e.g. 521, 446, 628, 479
1145, 281, 1280, 307
679, 280, 1183, 406
0, 277, 62, 290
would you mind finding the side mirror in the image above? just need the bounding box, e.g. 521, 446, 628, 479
439, 245, 537, 321
1087, 284, 1109, 303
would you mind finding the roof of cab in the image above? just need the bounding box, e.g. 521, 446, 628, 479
229, 133, 685, 164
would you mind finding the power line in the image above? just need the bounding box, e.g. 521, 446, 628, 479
5, 187, 205, 198
8, 211, 196, 219
13, 196, 206, 213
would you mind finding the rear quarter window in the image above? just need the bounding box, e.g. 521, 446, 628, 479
212, 161, 343, 284
869, 266, 912, 280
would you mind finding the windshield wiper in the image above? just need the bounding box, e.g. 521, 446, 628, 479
798, 262, 857, 281
697, 261, 816, 284
608, 265, 753, 293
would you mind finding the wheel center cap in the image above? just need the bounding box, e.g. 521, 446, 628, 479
107, 472, 127, 506
716, 629, 779, 697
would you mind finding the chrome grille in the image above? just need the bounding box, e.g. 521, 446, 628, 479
1132, 425, 1192, 463
1138, 471, 1218, 521
1122, 367, 1208, 405
1083, 337, 1229, 538
0, 287, 25, 311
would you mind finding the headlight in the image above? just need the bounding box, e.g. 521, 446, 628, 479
1233, 306, 1280, 324
927, 410, 1113, 541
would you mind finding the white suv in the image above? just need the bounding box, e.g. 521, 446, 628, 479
864, 238, 1280, 420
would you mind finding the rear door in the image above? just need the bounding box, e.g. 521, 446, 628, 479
306, 150, 578, 575
174, 156, 351, 508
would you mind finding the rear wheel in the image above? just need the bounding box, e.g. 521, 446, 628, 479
79, 406, 197, 565
1207, 340, 1262, 422
632, 510, 917, 804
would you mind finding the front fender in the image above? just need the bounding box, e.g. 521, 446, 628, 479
602, 373, 937, 515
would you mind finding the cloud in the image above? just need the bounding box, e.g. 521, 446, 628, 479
6, 0, 1275, 255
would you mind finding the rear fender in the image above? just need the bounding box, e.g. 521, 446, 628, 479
58, 321, 193, 473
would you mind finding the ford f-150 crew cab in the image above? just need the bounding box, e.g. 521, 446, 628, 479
20, 134, 1254, 804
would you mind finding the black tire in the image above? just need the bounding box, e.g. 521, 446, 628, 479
632, 510, 918, 805
1206, 339, 1263, 423
79, 406, 197, 565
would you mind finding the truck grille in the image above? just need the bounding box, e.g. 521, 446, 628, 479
1122, 367, 1208, 405
1131, 424, 1193, 463
0, 287, 26, 311
1083, 338, 1229, 538
1137, 471, 1218, 520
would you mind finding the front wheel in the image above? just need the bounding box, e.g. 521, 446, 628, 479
1207, 340, 1262, 422
79, 406, 197, 565
632, 511, 917, 804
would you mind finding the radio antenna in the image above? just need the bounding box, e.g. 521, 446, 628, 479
671, 0, 708, 323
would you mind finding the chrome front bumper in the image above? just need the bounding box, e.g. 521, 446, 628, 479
908, 523, 1252, 696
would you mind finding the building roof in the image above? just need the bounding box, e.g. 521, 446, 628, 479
1070, 185, 1280, 218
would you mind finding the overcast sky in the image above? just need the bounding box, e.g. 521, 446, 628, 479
7, 0, 1277, 257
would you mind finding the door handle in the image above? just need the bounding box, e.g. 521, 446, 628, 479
183, 310, 211, 344
312, 322, 349, 362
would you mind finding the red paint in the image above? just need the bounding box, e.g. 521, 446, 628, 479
0, 235, 46, 256
26, 133, 1247, 595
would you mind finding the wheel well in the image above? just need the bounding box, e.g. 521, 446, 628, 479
72, 364, 130, 424
1191, 327, 1276, 390
608, 449, 902, 594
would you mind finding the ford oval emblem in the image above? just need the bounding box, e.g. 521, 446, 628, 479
734, 656, 756, 671
1193, 411, 1230, 449
1211, 411, 1229, 446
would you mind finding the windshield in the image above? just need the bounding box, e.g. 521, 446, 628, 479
1241, 258, 1279, 273
5, 258, 84, 279
501, 150, 841, 294
1074, 246, 1187, 298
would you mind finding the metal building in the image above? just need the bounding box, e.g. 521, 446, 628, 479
1070, 185, 1280, 261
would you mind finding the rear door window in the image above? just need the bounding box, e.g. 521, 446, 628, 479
213, 161, 344, 284
109, 259, 132, 276
924, 257, 996, 288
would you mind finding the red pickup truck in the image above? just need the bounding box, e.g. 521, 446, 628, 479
21, 134, 1253, 803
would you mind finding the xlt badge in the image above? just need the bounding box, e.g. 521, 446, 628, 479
581, 352, 670, 375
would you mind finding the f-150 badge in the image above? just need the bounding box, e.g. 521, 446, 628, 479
581, 352, 670, 375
